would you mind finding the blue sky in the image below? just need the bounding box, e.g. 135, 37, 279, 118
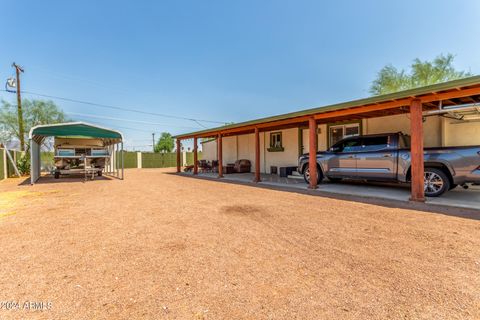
1, 0, 479, 150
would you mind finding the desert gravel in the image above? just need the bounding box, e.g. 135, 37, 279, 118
0, 168, 479, 319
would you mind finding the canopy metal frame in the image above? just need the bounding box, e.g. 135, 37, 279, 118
28, 122, 124, 184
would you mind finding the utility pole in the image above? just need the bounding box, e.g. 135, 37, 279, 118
12, 63, 25, 151
152, 133, 155, 152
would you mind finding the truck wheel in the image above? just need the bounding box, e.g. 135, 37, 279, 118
54, 172, 60, 179
303, 165, 323, 184
424, 168, 450, 197
98, 170, 103, 177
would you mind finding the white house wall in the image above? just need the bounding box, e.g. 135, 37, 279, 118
263, 128, 299, 173
201, 140, 217, 161
222, 136, 237, 164
196, 113, 479, 175
442, 118, 480, 146
363, 114, 442, 147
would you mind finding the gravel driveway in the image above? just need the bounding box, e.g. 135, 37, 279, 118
0, 168, 479, 319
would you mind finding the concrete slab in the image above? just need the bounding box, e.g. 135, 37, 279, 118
180, 172, 480, 211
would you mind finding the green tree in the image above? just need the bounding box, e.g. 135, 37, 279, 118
0, 99, 67, 148
154, 132, 174, 153
370, 54, 472, 95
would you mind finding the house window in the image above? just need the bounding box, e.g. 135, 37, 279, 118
328, 122, 360, 147
268, 132, 284, 152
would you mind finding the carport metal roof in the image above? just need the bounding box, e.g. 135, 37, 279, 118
29, 122, 123, 145
174, 75, 480, 139
29, 122, 124, 184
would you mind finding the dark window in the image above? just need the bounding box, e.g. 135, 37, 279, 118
361, 136, 389, 151
399, 134, 411, 148
268, 132, 284, 152
270, 132, 282, 148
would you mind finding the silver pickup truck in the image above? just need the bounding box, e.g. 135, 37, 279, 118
298, 132, 480, 197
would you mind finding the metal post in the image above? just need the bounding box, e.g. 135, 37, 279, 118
121, 142, 124, 180
116, 143, 119, 178
152, 133, 155, 152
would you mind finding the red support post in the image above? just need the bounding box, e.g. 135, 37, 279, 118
308, 117, 318, 189
254, 127, 261, 182
176, 139, 181, 173
410, 98, 425, 201
193, 136, 198, 175
218, 134, 223, 178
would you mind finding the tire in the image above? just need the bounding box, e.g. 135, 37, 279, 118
97, 170, 103, 177
303, 165, 323, 184
54, 171, 60, 179
424, 168, 450, 197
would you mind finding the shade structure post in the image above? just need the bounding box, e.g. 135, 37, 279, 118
253, 127, 261, 182
176, 139, 181, 173
193, 137, 198, 175
109, 145, 113, 174
112, 144, 116, 177
308, 117, 318, 189
217, 134, 223, 178
121, 142, 124, 180
410, 98, 425, 201
30, 139, 39, 184
115, 144, 119, 178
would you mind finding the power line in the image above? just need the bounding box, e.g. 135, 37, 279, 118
66, 112, 202, 129
13, 90, 227, 125
71, 118, 166, 134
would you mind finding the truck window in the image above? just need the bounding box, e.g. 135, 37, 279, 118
362, 136, 389, 151
398, 134, 411, 148
332, 139, 362, 153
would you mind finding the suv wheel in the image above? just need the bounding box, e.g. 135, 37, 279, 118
303, 166, 323, 184
424, 168, 450, 197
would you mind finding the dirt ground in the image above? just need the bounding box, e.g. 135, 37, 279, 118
0, 168, 479, 320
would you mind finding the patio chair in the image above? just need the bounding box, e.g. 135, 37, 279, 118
234, 159, 251, 173
211, 160, 219, 173
198, 160, 212, 173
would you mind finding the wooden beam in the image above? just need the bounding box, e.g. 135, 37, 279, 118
178, 85, 480, 140
217, 134, 223, 178
176, 139, 181, 173
254, 127, 261, 183
193, 137, 198, 175
410, 99, 425, 202
308, 117, 318, 189
420, 86, 480, 103
313, 99, 412, 120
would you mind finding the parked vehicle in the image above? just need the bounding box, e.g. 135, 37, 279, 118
54, 144, 110, 179
298, 132, 480, 197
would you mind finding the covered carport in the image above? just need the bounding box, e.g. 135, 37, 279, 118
29, 122, 124, 184
174, 76, 480, 202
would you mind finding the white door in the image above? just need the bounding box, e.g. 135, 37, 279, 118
302, 129, 309, 154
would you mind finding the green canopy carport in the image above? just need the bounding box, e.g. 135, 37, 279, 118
29, 122, 124, 184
